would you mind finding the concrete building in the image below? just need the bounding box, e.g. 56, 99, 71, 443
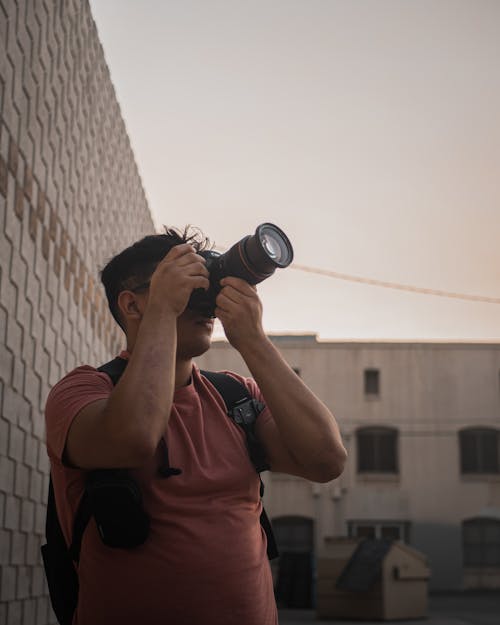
196, 335, 500, 603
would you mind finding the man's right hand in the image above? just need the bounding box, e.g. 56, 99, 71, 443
63, 243, 210, 470
147, 244, 210, 316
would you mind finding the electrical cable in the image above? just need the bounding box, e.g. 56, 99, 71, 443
213, 243, 500, 305
290, 263, 500, 305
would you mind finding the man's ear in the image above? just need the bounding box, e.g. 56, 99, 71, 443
117, 291, 144, 326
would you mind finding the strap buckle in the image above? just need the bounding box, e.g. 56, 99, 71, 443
230, 398, 264, 426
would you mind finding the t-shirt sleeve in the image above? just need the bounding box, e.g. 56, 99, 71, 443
45, 366, 113, 463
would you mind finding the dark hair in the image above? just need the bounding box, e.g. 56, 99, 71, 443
100, 226, 212, 329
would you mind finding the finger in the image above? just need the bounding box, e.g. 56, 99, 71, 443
165, 243, 197, 260
198, 277, 211, 291
214, 306, 230, 320
175, 252, 206, 267
229, 283, 258, 300
177, 258, 209, 277
189, 263, 210, 279
216, 291, 245, 313
189, 275, 210, 291
214, 292, 233, 311
218, 286, 248, 306
220, 277, 257, 296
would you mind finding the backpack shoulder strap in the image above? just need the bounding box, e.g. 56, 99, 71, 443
60, 358, 128, 563
200, 370, 269, 473
97, 356, 128, 384
200, 370, 279, 560
42, 475, 81, 624
68, 489, 93, 562
200, 370, 250, 409
45, 474, 93, 563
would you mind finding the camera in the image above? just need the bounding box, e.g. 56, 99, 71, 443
188, 222, 294, 317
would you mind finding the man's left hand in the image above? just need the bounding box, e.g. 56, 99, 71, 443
215, 277, 266, 351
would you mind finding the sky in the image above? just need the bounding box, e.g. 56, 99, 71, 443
89, 0, 500, 341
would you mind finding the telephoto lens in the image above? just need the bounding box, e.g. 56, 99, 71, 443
188, 223, 293, 317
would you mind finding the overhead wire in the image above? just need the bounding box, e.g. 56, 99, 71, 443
213, 243, 500, 305
290, 263, 500, 305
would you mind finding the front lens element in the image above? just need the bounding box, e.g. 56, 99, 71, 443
257, 224, 293, 267
261, 233, 281, 260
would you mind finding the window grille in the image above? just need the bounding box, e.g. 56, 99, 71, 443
348, 521, 409, 542
459, 428, 499, 474
357, 427, 398, 473
462, 518, 500, 566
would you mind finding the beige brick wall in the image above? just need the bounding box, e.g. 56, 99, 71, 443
0, 1, 155, 622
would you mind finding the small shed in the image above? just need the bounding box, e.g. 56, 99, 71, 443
317, 538, 430, 620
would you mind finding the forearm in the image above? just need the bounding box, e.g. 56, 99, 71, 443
103, 308, 177, 457
239, 335, 347, 480
215, 276, 346, 481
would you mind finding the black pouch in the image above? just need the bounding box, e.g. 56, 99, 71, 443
86, 470, 150, 549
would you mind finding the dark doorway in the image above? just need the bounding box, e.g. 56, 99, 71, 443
273, 516, 314, 609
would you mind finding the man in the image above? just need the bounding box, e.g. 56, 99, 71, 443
45, 227, 347, 625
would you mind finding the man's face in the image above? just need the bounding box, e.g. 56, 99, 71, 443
122, 278, 214, 358
175, 307, 214, 360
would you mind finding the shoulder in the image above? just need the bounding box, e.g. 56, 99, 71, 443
45, 365, 114, 462
47, 365, 113, 401
45, 365, 113, 420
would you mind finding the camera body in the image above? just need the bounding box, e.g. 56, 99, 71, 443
188, 223, 293, 317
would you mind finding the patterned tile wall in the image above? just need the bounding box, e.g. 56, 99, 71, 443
0, 1, 155, 622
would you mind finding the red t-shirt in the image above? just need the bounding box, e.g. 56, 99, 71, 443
45, 354, 278, 625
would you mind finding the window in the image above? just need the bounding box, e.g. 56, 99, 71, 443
273, 516, 314, 553
273, 517, 314, 609
348, 520, 409, 542
364, 369, 380, 396
357, 427, 398, 473
462, 518, 500, 566
459, 428, 499, 474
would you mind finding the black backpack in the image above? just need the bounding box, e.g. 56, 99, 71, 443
41, 357, 278, 625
